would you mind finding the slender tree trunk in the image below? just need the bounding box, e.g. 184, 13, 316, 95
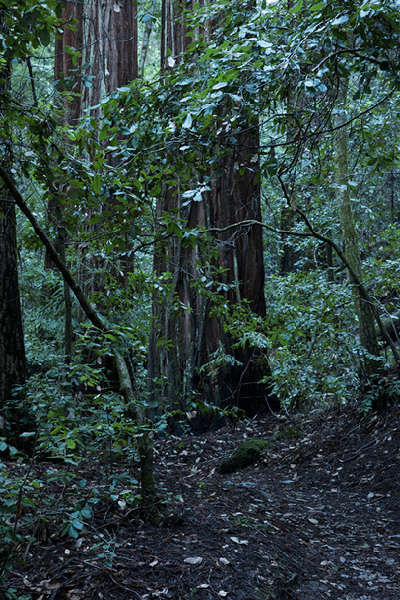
139, 0, 158, 77
0, 167, 157, 512
279, 45, 303, 276
333, 81, 380, 391
279, 205, 297, 274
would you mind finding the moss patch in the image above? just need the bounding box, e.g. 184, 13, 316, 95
218, 439, 270, 474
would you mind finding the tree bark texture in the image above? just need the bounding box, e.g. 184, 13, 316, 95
81, 0, 138, 114
46, 0, 85, 359
46, 0, 83, 269
55, 0, 84, 125
161, 0, 193, 67
0, 58, 27, 421
49, 0, 138, 318
79, 0, 138, 299
202, 120, 277, 414
0, 193, 27, 417
149, 0, 278, 416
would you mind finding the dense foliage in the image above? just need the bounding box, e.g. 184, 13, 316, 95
1, 0, 400, 595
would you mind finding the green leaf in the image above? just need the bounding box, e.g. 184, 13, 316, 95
93, 174, 101, 195
257, 40, 273, 53
182, 113, 193, 129
71, 518, 84, 531
68, 525, 79, 539
212, 81, 228, 90
104, 333, 119, 342
99, 128, 109, 142
81, 505, 92, 519
292, 0, 303, 14
310, 1, 325, 11
332, 15, 349, 25
39, 28, 50, 47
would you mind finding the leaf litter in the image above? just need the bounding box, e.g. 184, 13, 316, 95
5, 403, 400, 599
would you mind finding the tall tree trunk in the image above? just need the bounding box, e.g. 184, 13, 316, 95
204, 114, 277, 413
79, 0, 138, 299
149, 0, 278, 417
49, 0, 138, 353
46, 0, 84, 361
139, 0, 158, 77
81, 0, 137, 114
0, 57, 27, 432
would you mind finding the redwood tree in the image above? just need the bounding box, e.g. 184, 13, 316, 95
49, 0, 138, 319
149, 0, 278, 416
0, 57, 27, 426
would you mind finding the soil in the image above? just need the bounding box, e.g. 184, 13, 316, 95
4, 403, 400, 600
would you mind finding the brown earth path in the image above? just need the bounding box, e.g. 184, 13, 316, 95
6, 404, 400, 599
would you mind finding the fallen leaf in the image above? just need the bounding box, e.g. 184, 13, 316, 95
184, 556, 203, 565
230, 536, 248, 545
149, 559, 158, 567
308, 518, 319, 525
218, 592, 228, 597
219, 557, 230, 565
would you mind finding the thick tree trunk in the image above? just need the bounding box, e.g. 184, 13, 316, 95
0, 59, 27, 430
46, 0, 83, 259
202, 120, 277, 414
79, 0, 138, 299
0, 193, 27, 421
49, 0, 138, 355
81, 0, 137, 114
149, 0, 278, 417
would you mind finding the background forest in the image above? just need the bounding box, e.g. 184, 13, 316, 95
1, 0, 400, 597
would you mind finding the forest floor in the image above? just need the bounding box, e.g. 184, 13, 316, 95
5, 402, 400, 600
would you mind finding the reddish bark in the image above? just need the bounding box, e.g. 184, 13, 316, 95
0, 58, 26, 420
149, 1, 278, 416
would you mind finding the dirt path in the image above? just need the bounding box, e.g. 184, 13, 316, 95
7, 405, 400, 599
